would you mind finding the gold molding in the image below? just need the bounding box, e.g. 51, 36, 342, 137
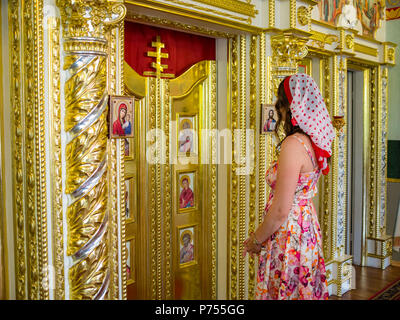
229, 36, 239, 300
387, 178, 400, 183
125, 12, 236, 39
290, 0, 296, 28
148, 76, 157, 299
238, 35, 246, 300
321, 56, 331, 261
268, 0, 275, 28
119, 139, 128, 300
309, 30, 339, 50
125, 0, 264, 33
10, 0, 26, 300
354, 43, 378, 57
24, 0, 39, 299
311, 18, 338, 31
155, 77, 162, 300
48, 16, 64, 300
210, 61, 217, 299
107, 22, 123, 300
35, 0, 49, 300
119, 20, 128, 301
247, 34, 257, 300
331, 55, 338, 260
369, 67, 377, 238
163, 79, 173, 299
192, 0, 258, 17
0, 1, 8, 300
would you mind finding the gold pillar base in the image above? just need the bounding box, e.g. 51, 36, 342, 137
366, 235, 393, 270
325, 255, 353, 297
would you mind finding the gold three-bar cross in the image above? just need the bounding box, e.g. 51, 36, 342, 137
144, 36, 175, 78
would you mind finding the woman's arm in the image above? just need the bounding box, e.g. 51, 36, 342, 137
244, 136, 304, 255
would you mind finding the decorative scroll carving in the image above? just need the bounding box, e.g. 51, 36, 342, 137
57, 0, 126, 300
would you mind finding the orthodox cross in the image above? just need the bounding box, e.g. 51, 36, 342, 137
144, 36, 175, 78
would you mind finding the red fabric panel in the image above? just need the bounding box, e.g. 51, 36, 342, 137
124, 21, 215, 78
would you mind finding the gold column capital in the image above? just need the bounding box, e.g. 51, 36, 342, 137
271, 32, 308, 98
271, 32, 308, 68
57, 0, 126, 40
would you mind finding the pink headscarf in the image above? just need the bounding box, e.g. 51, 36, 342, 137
283, 73, 334, 175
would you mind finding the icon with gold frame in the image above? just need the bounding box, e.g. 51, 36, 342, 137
109, 95, 134, 139
178, 225, 196, 267
177, 114, 198, 158
261, 104, 277, 134
177, 171, 196, 212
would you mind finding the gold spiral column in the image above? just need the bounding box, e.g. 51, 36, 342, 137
57, 0, 125, 300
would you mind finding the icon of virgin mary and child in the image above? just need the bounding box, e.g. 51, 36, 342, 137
112, 103, 132, 136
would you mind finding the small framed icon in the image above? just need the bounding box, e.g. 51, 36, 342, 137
261, 104, 277, 134
177, 114, 198, 157
178, 225, 197, 268
109, 95, 134, 139
177, 171, 196, 213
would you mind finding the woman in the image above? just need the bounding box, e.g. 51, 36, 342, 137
243, 73, 334, 300
113, 103, 128, 136
179, 177, 194, 209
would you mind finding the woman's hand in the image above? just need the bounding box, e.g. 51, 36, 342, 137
242, 232, 262, 258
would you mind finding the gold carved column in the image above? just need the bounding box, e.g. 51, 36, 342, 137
57, 0, 125, 300
9, 0, 47, 300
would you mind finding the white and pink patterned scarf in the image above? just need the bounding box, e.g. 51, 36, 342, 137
283, 73, 334, 175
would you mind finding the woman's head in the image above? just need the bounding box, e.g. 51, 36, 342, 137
274, 77, 305, 138
119, 103, 127, 121
275, 73, 335, 175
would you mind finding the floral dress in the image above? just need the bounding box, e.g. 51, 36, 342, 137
255, 136, 329, 300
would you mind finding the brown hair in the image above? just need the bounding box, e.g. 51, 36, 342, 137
275, 76, 331, 165
275, 77, 307, 145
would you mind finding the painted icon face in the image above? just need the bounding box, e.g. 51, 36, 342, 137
120, 108, 127, 119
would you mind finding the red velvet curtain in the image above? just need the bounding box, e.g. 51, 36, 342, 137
124, 21, 216, 78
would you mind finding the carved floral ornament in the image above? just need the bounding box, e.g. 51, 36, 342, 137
297, 6, 310, 26
271, 34, 308, 67
345, 34, 354, 50
56, 0, 126, 39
